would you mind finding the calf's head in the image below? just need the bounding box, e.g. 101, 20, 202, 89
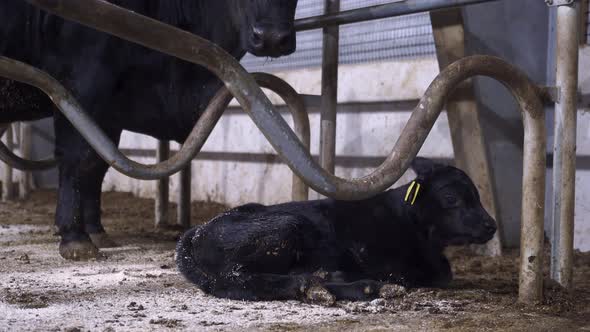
408, 158, 497, 246
233, 0, 298, 57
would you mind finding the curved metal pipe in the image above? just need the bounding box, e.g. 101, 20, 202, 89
18, 1, 545, 204
0, 123, 57, 170
0, 56, 225, 179
251, 73, 310, 202
23, 0, 333, 192
157, 73, 310, 207
0, 54, 544, 201
0, 60, 311, 201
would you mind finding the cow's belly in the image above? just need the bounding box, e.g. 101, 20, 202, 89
120, 112, 194, 143
114, 68, 221, 143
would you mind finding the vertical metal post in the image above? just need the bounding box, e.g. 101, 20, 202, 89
177, 164, 191, 228
2, 125, 14, 201
551, 1, 579, 289
19, 123, 32, 199
155, 140, 170, 227
519, 106, 547, 304
319, 0, 340, 175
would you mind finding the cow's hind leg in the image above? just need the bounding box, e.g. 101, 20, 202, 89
177, 229, 334, 304
178, 212, 335, 304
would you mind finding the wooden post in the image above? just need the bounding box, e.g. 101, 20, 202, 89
430, 8, 503, 256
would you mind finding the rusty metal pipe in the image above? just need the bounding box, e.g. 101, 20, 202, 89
0, 55, 230, 180
0, 53, 544, 203
157, 73, 309, 229
169, 73, 310, 203
252, 73, 310, 201
0, 123, 57, 170
0, 57, 311, 201
22, 0, 329, 189
154, 72, 310, 231
12, 3, 545, 209
151, 73, 310, 208
550, 2, 579, 290
11, 0, 432, 198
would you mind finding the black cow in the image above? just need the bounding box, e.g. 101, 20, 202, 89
176, 158, 497, 304
0, 0, 298, 260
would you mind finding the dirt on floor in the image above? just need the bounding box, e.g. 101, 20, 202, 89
0, 190, 589, 331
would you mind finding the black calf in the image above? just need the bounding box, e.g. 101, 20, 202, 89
176, 158, 497, 303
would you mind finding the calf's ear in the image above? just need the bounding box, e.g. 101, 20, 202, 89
411, 157, 444, 177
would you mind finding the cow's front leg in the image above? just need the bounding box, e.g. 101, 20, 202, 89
54, 118, 120, 260
401, 253, 453, 288
56, 148, 99, 260
426, 255, 453, 287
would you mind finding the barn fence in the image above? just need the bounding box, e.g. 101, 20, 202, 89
0, 0, 581, 303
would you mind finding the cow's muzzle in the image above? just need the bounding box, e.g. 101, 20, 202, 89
249, 23, 296, 57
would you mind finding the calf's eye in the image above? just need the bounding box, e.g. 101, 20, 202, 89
444, 195, 459, 207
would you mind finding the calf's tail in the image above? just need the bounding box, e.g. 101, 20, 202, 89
175, 226, 212, 291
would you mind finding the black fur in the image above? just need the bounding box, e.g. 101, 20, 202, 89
0, 0, 298, 259
177, 158, 497, 302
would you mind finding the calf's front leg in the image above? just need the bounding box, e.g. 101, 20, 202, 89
322, 279, 383, 301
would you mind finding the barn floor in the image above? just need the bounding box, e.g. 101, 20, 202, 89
0, 190, 589, 331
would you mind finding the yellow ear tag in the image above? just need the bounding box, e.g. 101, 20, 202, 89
404, 181, 421, 205
411, 183, 421, 205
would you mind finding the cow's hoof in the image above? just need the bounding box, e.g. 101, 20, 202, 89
59, 240, 100, 261
89, 232, 118, 248
306, 286, 336, 306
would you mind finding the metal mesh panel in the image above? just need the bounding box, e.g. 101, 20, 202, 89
241, 0, 436, 72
